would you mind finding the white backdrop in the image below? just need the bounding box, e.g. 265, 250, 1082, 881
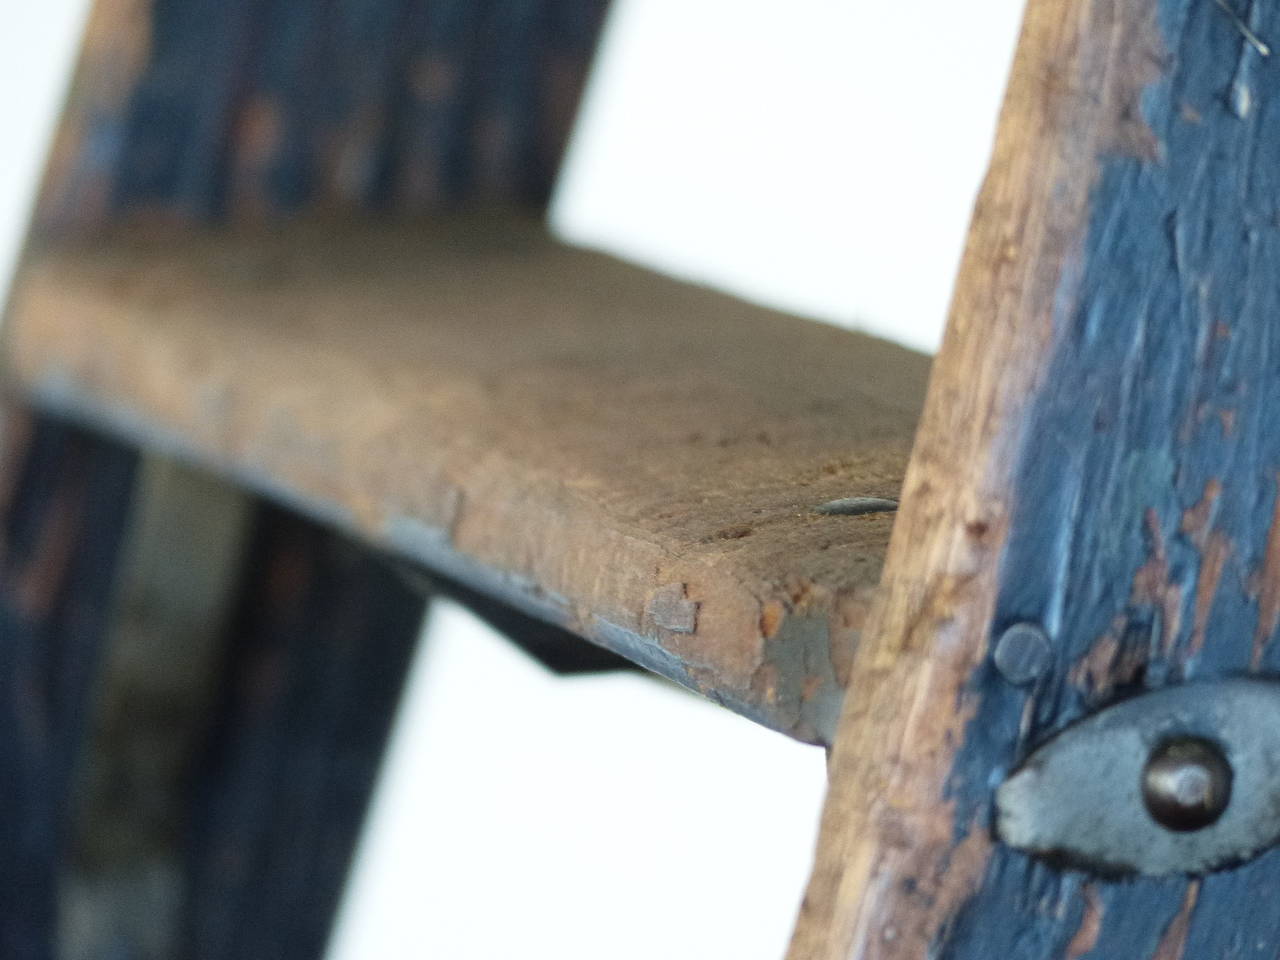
0, 0, 92, 311
0, 2, 1025, 957
328, 601, 831, 960
552, 0, 1024, 353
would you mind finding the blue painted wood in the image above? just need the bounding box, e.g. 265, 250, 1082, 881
0, 414, 139, 960
181, 505, 425, 960
104, 0, 608, 221
937, 1, 1280, 956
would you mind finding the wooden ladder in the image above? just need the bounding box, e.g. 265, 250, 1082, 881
3, 0, 1277, 958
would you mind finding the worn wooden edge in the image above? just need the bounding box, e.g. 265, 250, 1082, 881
788, 0, 1168, 954
2, 218, 929, 744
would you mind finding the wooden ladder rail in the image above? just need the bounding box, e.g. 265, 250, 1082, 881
790, 0, 1280, 957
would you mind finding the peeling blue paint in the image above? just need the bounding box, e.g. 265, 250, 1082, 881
943, 0, 1280, 955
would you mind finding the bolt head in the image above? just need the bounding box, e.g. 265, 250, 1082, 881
1142, 737, 1232, 832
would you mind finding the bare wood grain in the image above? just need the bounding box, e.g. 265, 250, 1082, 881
4, 215, 930, 742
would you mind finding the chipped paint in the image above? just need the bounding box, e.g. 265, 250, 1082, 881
1150, 881, 1197, 960
930, 0, 1280, 952
1251, 475, 1280, 668
646, 582, 699, 634
1064, 885, 1103, 959
1187, 532, 1229, 660
1129, 510, 1184, 660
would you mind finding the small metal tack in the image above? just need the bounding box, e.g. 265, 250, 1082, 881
993, 622, 1052, 686
813, 497, 898, 516
1216, 0, 1271, 57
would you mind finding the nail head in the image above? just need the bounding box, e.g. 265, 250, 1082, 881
993, 622, 1052, 686
1142, 737, 1232, 833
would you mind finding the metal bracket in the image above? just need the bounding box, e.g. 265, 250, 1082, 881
996, 678, 1280, 876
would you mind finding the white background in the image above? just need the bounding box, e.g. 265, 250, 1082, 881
0, 0, 95, 310
0, 2, 1024, 957
552, 0, 1025, 353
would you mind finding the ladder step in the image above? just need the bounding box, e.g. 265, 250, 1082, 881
5, 214, 928, 742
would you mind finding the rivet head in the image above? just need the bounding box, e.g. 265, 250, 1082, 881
993, 623, 1051, 686
1142, 737, 1233, 832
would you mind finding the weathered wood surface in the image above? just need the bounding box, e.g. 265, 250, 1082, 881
33, 0, 607, 234
790, 0, 1280, 957
0, 411, 138, 960
5, 216, 929, 743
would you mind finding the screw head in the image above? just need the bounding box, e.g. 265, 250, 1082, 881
993, 623, 1052, 686
1142, 737, 1233, 832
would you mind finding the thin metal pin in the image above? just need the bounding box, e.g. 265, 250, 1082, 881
1216, 0, 1271, 57
813, 497, 898, 517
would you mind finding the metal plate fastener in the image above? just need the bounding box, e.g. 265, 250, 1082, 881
996, 678, 1280, 876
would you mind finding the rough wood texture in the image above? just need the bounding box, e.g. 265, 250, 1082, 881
791, 0, 1280, 956
4, 216, 929, 743
0, 410, 138, 960
34, 0, 607, 234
